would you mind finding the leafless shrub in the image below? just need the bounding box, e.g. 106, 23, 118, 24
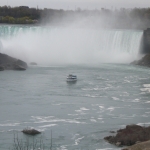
11, 130, 53, 150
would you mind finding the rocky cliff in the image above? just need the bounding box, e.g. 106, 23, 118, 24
143, 28, 150, 53
0, 53, 28, 71
131, 54, 150, 67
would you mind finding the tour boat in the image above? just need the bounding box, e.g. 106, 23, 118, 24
66, 74, 77, 82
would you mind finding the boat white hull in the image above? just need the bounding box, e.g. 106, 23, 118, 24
66, 79, 77, 82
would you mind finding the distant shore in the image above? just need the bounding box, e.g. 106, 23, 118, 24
0, 5, 150, 29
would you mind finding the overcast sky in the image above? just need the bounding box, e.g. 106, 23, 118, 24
0, 0, 150, 10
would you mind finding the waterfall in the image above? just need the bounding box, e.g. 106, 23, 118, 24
0, 25, 143, 65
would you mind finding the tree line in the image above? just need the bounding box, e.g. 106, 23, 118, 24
0, 6, 40, 24
0, 5, 150, 29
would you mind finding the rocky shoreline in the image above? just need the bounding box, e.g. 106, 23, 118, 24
122, 140, 150, 150
130, 54, 150, 67
104, 124, 150, 149
0, 53, 27, 71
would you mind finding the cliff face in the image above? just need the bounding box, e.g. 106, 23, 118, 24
142, 28, 150, 53
0, 53, 28, 71
130, 54, 150, 67
128, 28, 150, 67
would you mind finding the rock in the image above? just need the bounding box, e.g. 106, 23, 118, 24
30, 62, 37, 65
16, 59, 28, 68
13, 64, 26, 71
135, 141, 141, 144
122, 140, 150, 150
130, 54, 150, 67
0, 53, 27, 71
22, 128, 41, 135
130, 60, 139, 65
0, 65, 4, 71
116, 142, 121, 146
104, 124, 150, 147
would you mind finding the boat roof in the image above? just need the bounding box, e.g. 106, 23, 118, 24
68, 74, 76, 76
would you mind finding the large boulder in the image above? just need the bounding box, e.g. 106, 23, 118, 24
22, 128, 41, 135
130, 54, 150, 67
0, 53, 27, 71
104, 124, 150, 147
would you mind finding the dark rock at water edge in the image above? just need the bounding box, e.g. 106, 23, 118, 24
13, 64, 26, 70
30, 62, 37, 65
0, 65, 5, 71
122, 140, 150, 150
0, 53, 27, 71
104, 124, 150, 147
130, 54, 150, 67
22, 128, 41, 135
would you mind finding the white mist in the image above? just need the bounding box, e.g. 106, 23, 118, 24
1, 26, 143, 66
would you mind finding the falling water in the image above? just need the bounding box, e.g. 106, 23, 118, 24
0, 25, 143, 65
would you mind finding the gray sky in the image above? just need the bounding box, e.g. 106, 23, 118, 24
0, 0, 150, 10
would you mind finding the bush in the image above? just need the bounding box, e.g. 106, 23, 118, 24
11, 131, 53, 150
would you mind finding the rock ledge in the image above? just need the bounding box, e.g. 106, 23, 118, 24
104, 124, 150, 147
131, 54, 150, 67
0, 53, 27, 71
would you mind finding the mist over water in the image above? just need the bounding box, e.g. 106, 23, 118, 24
0, 25, 143, 66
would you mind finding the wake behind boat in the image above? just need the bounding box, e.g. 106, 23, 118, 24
66, 74, 77, 82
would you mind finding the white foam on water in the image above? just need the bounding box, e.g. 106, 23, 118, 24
143, 84, 150, 88
112, 97, 120, 101
80, 107, 90, 111
123, 79, 131, 83
75, 109, 89, 115
99, 106, 105, 109
107, 107, 115, 112
33, 118, 86, 124
132, 99, 140, 102
137, 122, 150, 126
85, 94, 99, 98
68, 114, 79, 116
140, 88, 150, 93
90, 119, 97, 122
31, 116, 55, 123
52, 103, 74, 106
39, 124, 57, 128
60, 145, 68, 150
0, 123, 20, 127
140, 84, 150, 93
74, 136, 85, 146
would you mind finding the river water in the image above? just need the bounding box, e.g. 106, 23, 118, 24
1, 64, 150, 150
0, 25, 149, 150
